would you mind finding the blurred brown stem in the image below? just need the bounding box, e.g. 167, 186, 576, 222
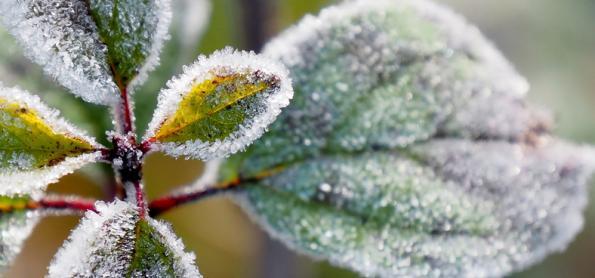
239, 0, 272, 51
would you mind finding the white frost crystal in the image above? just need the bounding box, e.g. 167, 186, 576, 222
143, 218, 202, 278
128, 0, 172, 93
0, 152, 101, 197
0, 85, 101, 196
47, 200, 200, 277
146, 47, 293, 160
47, 200, 139, 277
225, 0, 595, 277
0, 0, 119, 105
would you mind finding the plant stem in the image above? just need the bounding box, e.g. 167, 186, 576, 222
133, 181, 146, 218
148, 167, 281, 217
110, 80, 146, 217
148, 178, 245, 217
111, 135, 147, 218
239, 0, 272, 51
119, 87, 135, 136
32, 196, 98, 213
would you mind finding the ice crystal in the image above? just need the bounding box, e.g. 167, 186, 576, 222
0, 0, 119, 105
146, 47, 293, 160
47, 200, 139, 277
47, 200, 200, 277
0, 152, 101, 197
223, 0, 595, 277
136, 218, 202, 278
0, 85, 101, 196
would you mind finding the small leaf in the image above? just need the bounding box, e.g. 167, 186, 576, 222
47, 200, 201, 277
0, 85, 101, 196
0, 195, 40, 274
87, 0, 172, 92
224, 0, 595, 277
0, 0, 119, 105
0, 0, 172, 104
145, 47, 293, 160
0, 25, 114, 145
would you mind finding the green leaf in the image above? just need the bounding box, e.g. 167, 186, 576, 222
87, 0, 172, 91
0, 25, 114, 146
0, 86, 101, 196
0, 0, 119, 104
47, 200, 201, 278
224, 1, 595, 277
0, 195, 39, 274
134, 0, 212, 137
145, 48, 293, 160
0, 0, 172, 104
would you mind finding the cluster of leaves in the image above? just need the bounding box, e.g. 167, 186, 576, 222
0, 0, 593, 277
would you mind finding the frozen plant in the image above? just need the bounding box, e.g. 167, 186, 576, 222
0, 0, 593, 277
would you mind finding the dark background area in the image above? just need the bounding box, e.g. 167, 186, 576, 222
4, 0, 595, 277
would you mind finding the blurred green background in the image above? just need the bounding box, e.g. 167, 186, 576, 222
4, 0, 595, 277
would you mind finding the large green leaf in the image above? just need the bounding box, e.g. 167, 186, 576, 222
0, 86, 101, 196
0, 195, 40, 274
224, 0, 595, 277
47, 200, 201, 277
145, 48, 293, 160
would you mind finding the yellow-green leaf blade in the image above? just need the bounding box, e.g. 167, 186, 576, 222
155, 71, 279, 143
0, 86, 101, 196
145, 48, 293, 160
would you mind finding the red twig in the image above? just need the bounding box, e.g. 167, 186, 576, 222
34, 196, 98, 213
134, 181, 146, 218
149, 179, 243, 217
148, 168, 282, 217
120, 87, 135, 136
140, 137, 156, 154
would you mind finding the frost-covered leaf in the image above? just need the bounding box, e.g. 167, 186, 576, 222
0, 0, 119, 105
134, 0, 212, 137
0, 86, 101, 196
223, 0, 595, 277
0, 25, 113, 145
0, 195, 40, 274
0, 0, 172, 104
87, 0, 172, 92
238, 140, 595, 277
242, 0, 548, 175
47, 200, 201, 277
145, 48, 293, 160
